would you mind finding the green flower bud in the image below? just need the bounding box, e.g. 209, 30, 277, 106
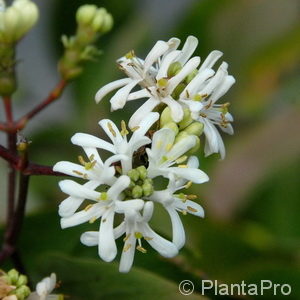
127, 169, 139, 182
144, 178, 153, 185
174, 131, 189, 144
16, 274, 28, 287
132, 185, 143, 198
91, 8, 106, 32
7, 269, 19, 284
102, 12, 113, 33
15, 285, 31, 300
142, 182, 153, 196
136, 165, 147, 180
160, 107, 173, 127
186, 136, 200, 155
167, 61, 182, 77
185, 69, 198, 84
3, 6, 20, 42
76, 5, 97, 26
178, 108, 193, 129
184, 121, 204, 136
162, 122, 179, 135
171, 82, 186, 100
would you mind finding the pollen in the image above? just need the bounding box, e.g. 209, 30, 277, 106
120, 120, 129, 136
187, 206, 198, 213
107, 122, 116, 137
187, 194, 197, 200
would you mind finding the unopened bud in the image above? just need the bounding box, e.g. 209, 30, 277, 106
167, 61, 182, 77
16, 274, 28, 287
136, 165, 147, 180
185, 69, 198, 84
76, 4, 97, 26
186, 136, 200, 155
14, 285, 31, 300
184, 121, 204, 136
178, 108, 193, 129
7, 269, 19, 284
174, 131, 189, 144
160, 107, 173, 127
3, 6, 20, 41
127, 169, 139, 182
91, 8, 106, 32
162, 122, 179, 135
132, 185, 143, 198
171, 82, 185, 100
142, 182, 153, 196
16, 1, 39, 37
102, 13, 113, 33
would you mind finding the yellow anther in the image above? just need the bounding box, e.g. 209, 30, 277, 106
123, 243, 132, 252
185, 181, 193, 189
175, 155, 188, 164
84, 204, 93, 211
187, 194, 197, 200
192, 94, 203, 101
187, 206, 198, 213
165, 143, 172, 151
89, 217, 97, 224
123, 234, 131, 242
107, 122, 116, 137
98, 192, 108, 201
115, 166, 122, 174
144, 236, 153, 241
130, 126, 140, 132
178, 164, 188, 168
134, 232, 143, 239
78, 155, 86, 166
181, 210, 187, 215
157, 78, 168, 87
199, 113, 207, 118
89, 154, 95, 161
83, 174, 88, 180
136, 245, 147, 253
125, 50, 135, 59
73, 170, 84, 176
120, 120, 129, 136
84, 160, 96, 170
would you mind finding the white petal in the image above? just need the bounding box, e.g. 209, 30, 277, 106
127, 89, 150, 101
156, 50, 181, 80
165, 206, 185, 249
114, 222, 126, 239
177, 35, 198, 65
107, 175, 130, 198
59, 181, 100, 217
61, 203, 104, 229
98, 209, 117, 262
95, 78, 132, 103
119, 233, 136, 273
59, 180, 100, 200
179, 99, 203, 117
98, 119, 123, 145
80, 231, 98, 246
142, 223, 178, 256
143, 40, 169, 74
128, 97, 160, 129
175, 199, 205, 217
220, 123, 234, 135
53, 161, 86, 178
210, 75, 235, 103
162, 97, 184, 123
142, 201, 154, 223
187, 156, 199, 168
131, 112, 159, 139
115, 199, 144, 213
110, 79, 141, 111
167, 56, 200, 94
71, 133, 116, 154
167, 135, 197, 161
199, 50, 223, 72
168, 167, 209, 184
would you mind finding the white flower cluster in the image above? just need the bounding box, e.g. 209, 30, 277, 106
54, 36, 235, 272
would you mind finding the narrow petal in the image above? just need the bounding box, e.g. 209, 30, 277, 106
115, 199, 144, 213
177, 35, 198, 65
53, 161, 86, 178
95, 78, 132, 103
164, 206, 185, 249
128, 97, 160, 129
59, 180, 100, 200
162, 97, 184, 123
131, 112, 159, 139
80, 231, 98, 246
198, 50, 223, 72
167, 56, 200, 94
98, 119, 123, 145
107, 175, 130, 199
114, 222, 126, 239
71, 133, 116, 154
142, 223, 179, 256
175, 199, 205, 217
119, 233, 136, 273
167, 135, 197, 161
210, 75, 235, 103
168, 167, 209, 184
143, 40, 169, 74
127, 89, 150, 101
98, 209, 117, 262
110, 79, 141, 111
156, 50, 181, 80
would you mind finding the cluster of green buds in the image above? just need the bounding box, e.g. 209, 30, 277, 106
58, 5, 113, 80
0, 269, 31, 300
0, 0, 39, 96
0, 0, 39, 43
125, 166, 154, 198
160, 107, 204, 154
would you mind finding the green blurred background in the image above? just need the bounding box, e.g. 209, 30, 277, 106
0, 0, 300, 299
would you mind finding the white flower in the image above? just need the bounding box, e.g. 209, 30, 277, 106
27, 273, 61, 300
148, 174, 204, 250
95, 36, 200, 128
81, 201, 178, 273
178, 58, 236, 159
146, 128, 209, 183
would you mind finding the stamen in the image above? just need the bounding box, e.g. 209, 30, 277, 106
131, 126, 140, 132
175, 155, 188, 164
144, 236, 153, 241
115, 165, 122, 174
123, 233, 131, 242
157, 78, 168, 87
187, 206, 198, 213
123, 243, 132, 252
136, 245, 147, 253
89, 217, 97, 224
98, 192, 108, 201
72, 170, 83, 176
120, 120, 129, 136
84, 204, 93, 211
125, 50, 135, 59
78, 155, 86, 166
187, 194, 197, 200
107, 122, 116, 137
185, 181, 193, 189
178, 164, 188, 168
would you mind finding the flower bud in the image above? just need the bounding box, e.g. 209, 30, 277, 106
3, 6, 20, 41
14, 285, 31, 300
76, 4, 97, 26
183, 121, 204, 136
136, 165, 147, 180
186, 136, 200, 155
132, 185, 143, 198
102, 13, 113, 33
174, 131, 189, 144
16, 1, 39, 37
185, 69, 198, 84
7, 269, 19, 284
178, 108, 193, 129
142, 182, 153, 196
171, 82, 185, 100
160, 107, 173, 127
162, 122, 179, 135
16, 274, 28, 287
127, 169, 139, 182
167, 61, 182, 77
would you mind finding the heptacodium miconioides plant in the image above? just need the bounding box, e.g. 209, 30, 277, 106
54, 36, 235, 272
